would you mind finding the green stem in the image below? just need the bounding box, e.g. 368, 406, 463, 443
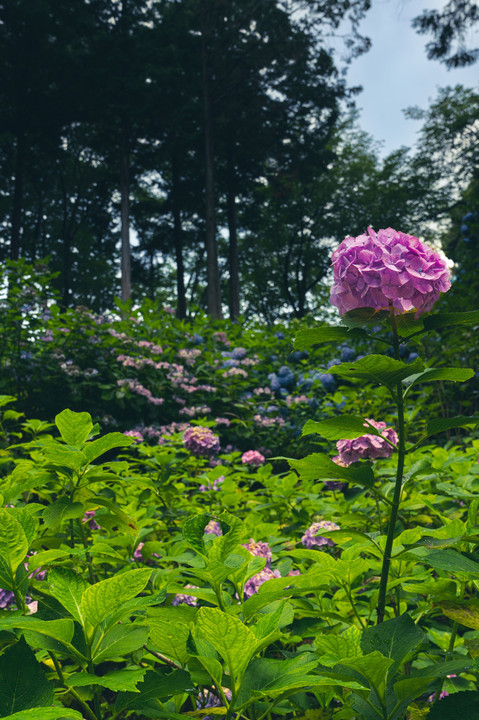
376, 307, 406, 625
49, 651, 99, 720
77, 517, 97, 584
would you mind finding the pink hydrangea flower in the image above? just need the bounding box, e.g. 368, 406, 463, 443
241, 450, 265, 467
335, 419, 398, 465
183, 426, 220, 457
301, 520, 340, 548
330, 227, 451, 317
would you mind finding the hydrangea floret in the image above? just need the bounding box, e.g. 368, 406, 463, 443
241, 450, 265, 467
335, 419, 398, 466
183, 426, 220, 457
244, 568, 281, 598
301, 520, 340, 548
242, 539, 272, 567
330, 227, 451, 316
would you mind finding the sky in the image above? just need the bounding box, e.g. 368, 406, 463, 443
343, 0, 479, 157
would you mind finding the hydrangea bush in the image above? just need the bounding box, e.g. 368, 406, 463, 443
0, 231, 478, 720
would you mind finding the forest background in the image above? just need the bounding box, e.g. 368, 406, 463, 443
0, 0, 478, 323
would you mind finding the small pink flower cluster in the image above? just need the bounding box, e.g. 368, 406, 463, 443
117, 378, 164, 405
335, 419, 398, 466
241, 450, 265, 467
215, 417, 231, 426
253, 414, 285, 428
123, 430, 144, 443
137, 340, 163, 354
179, 405, 212, 417
301, 520, 340, 548
285, 394, 309, 406
178, 348, 202, 365
330, 227, 451, 316
183, 426, 220, 457
213, 331, 229, 345
253, 387, 272, 396
223, 367, 248, 378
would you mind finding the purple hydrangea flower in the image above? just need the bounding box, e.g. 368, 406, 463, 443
82, 510, 101, 530
199, 475, 225, 492
241, 450, 265, 467
171, 584, 198, 606
242, 539, 272, 567
301, 520, 340, 549
0, 588, 15, 610
330, 227, 451, 317
132, 541, 161, 564
183, 426, 220, 457
244, 568, 281, 598
231, 347, 247, 360
336, 419, 398, 466
205, 520, 222, 536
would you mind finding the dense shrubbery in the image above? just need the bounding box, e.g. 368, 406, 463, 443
1, 253, 479, 719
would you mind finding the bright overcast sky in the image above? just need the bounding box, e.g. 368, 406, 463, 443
344, 0, 479, 156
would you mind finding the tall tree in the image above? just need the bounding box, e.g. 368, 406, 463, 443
413, 0, 479, 68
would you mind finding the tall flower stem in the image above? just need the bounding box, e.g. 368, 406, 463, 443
376, 307, 406, 624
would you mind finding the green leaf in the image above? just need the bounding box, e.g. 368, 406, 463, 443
66, 667, 146, 692
27, 549, 77, 573
0, 637, 54, 715
40, 443, 88, 470
0, 617, 74, 645
405, 367, 474, 390
82, 432, 134, 463
286, 452, 376, 490
428, 691, 479, 718
43, 499, 84, 530
342, 307, 390, 327
55, 408, 93, 447
438, 601, 479, 630
423, 310, 479, 331
301, 416, 383, 441
360, 614, 425, 675
183, 514, 213, 557
208, 511, 245, 563
427, 416, 479, 436
80, 568, 151, 631
148, 619, 192, 666
393, 676, 436, 706
0, 709, 83, 720
327, 355, 424, 391
113, 668, 193, 714
334, 651, 394, 697
92, 625, 149, 663
315, 627, 362, 666
196, 607, 258, 684
0, 395, 16, 408
48, 567, 88, 623
420, 548, 479, 576
294, 325, 367, 349
0, 509, 28, 586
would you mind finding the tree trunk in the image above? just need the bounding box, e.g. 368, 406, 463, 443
120, 121, 131, 302
200, 0, 222, 318
226, 182, 240, 320
11, 129, 26, 260
171, 149, 187, 319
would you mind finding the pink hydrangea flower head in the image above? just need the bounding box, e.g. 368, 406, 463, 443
242, 539, 272, 567
244, 568, 281, 598
330, 227, 451, 317
301, 520, 340, 548
336, 419, 398, 466
183, 426, 220, 457
241, 450, 265, 467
